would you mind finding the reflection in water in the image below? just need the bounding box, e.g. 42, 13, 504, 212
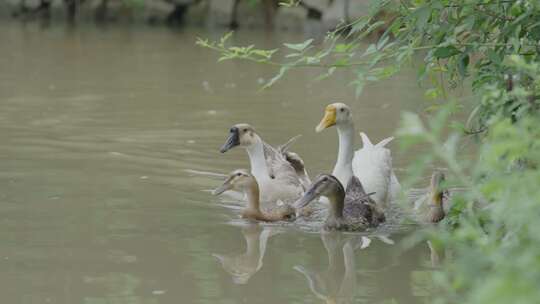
213, 224, 278, 285
410, 241, 447, 300
295, 232, 371, 304
427, 240, 450, 268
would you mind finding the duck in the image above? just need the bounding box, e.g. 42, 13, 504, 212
412, 171, 448, 223
213, 169, 296, 222
315, 102, 401, 207
295, 174, 385, 231
219, 123, 307, 204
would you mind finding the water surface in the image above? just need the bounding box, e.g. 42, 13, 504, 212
1, 22, 439, 304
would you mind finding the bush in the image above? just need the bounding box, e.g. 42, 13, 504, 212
199, 1, 540, 302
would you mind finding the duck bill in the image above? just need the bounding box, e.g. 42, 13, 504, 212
315, 107, 336, 132
220, 129, 240, 153
212, 179, 233, 195
294, 187, 320, 209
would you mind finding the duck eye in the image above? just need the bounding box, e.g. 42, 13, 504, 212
340, 108, 345, 112
243, 128, 248, 132
236, 173, 242, 176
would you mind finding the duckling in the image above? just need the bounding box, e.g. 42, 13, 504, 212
213, 169, 295, 222
408, 171, 448, 223
295, 174, 385, 231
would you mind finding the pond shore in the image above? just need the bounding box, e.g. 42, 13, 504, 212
2, 0, 375, 30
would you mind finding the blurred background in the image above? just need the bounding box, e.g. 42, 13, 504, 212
2, 0, 374, 29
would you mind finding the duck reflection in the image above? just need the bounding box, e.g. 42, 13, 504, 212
410, 240, 448, 299
427, 240, 449, 268
295, 231, 371, 304
212, 224, 278, 285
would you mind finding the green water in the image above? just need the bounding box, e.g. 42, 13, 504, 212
0, 22, 439, 304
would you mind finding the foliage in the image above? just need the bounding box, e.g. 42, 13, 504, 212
401, 110, 540, 304
198, 1, 540, 303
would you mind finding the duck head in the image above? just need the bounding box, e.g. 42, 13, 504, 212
315, 103, 353, 132
430, 171, 446, 204
220, 123, 258, 153
295, 174, 345, 209
212, 169, 255, 195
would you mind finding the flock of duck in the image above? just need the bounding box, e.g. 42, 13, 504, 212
211, 102, 448, 231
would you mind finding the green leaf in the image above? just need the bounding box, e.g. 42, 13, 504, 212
251, 49, 278, 59
458, 54, 470, 78
306, 56, 320, 64
219, 32, 234, 46
334, 43, 353, 53
283, 39, 314, 52
285, 53, 302, 58
377, 35, 390, 50
486, 49, 502, 65
333, 58, 350, 67
350, 70, 366, 98
398, 112, 426, 136
434, 46, 460, 59
365, 21, 386, 35
363, 44, 377, 57
314, 67, 337, 81
370, 65, 399, 81
424, 87, 441, 99
414, 6, 431, 31
262, 66, 289, 89
347, 16, 370, 37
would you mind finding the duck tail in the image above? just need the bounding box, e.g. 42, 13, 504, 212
360, 132, 395, 148
359, 132, 374, 148
375, 136, 394, 148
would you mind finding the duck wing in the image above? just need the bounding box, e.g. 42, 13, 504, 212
262, 141, 303, 189
343, 176, 373, 221
277, 134, 302, 154
345, 176, 386, 226
278, 135, 312, 190
352, 132, 397, 206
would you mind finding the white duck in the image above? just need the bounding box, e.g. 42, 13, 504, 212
315, 102, 401, 206
220, 123, 306, 205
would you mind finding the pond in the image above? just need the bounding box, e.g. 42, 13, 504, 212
0, 21, 440, 304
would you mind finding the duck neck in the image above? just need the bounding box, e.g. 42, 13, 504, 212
328, 191, 346, 221
332, 123, 355, 185
429, 190, 445, 223
244, 180, 262, 215
246, 136, 270, 182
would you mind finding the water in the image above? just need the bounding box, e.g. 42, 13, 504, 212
0, 22, 440, 304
